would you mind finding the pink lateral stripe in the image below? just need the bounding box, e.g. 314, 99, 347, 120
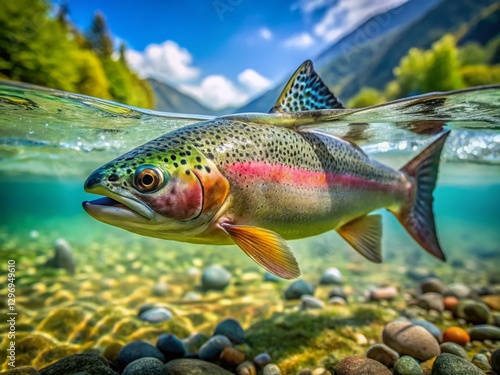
225, 161, 390, 190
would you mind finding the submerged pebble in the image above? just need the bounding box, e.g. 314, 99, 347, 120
469, 324, 500, 341
319, 267, 342, 285
152, 281, 169, 296
335, 356, 392, 375
253, 352, 272, 367
164, 359, 233, 374
38, 353, 115, 375
439, 342, 468, 359
214, 318, 245, 344
410, 319, 442, 342
442, 326, 470, 345
417, 292, 444, 313
462, 301, 492, 324
393, 355, 423, 375
382, 321, 440, 361
420, 277, 444, 294
156, 334, 186, 361
139, 307, 173, 323
202, 265, 231, 291
198, 334, 232, 361
443, 283, 470, 299
117, 341, 166, 369
432, 353, 483, 375
236, 361, 257, 375
262, 363, 281, 375
301, 295, 324, 310
122, 357, 166, 375
369, 286, 398, 301
491, 348, 500, 373
284, 280, 314, 300
471, 353, 492, 371
220, 347, 246, 366
366, 343, 399, 368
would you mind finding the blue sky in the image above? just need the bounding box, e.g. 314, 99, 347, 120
57, 0, 406, 109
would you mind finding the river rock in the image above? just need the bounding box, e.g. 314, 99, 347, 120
443, 283, 470, 299
366, 343, 399, 368
117, 341, 166, 370
410, 319, 442, 342
156, 334, 186, 361
382, 321, 440, 361
263, 272, 281, 283
431, 353, 483, 375
328, 286, 347, 301
328, 296, 346, 305
469, 324, 500, 341
417, 293, 444, 313
471, 353, 492, 371
122, 357, 166, 375
301, 295, 324, 309
39, 353, 115, 375
253, 352, 272, 367
319, 267, 342, 285
393, 356, 423, 375
43, 238, 76, 275
462, 301, 492, 324
139, 307, 173, 323
439, 342, 468, 359
442, 326, 470, 346
420, 277, 444, 294
369, 286, 398, 301
491, 348, 500, 373
214, 318, 245, 344
198, 335, 232, 361
164, 359, 233, 374
202, 265, 231, 291
236, 361, 257, 375
335, 356, 392, 375
262, 363, 281, 375
284, 280, 314, 300
182, 333, 208, 354
220, 347, 245, 366
152, 282, 169, 296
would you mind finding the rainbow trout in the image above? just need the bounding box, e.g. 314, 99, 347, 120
83, 61, 448, 279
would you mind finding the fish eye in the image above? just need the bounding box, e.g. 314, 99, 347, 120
134, 165, 165, 192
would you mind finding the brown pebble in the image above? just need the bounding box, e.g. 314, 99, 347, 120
220, 346, 246, 366
443, 296, 459, 311
236, 360, 257, 375
335, 356, 392, 375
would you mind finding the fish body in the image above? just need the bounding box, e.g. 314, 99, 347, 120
83, 61, 448, 278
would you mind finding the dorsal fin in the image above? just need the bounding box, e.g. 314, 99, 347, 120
269, 60, 343, 113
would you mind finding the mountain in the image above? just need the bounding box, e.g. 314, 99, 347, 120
238, 0, 499, 112
148, 78, 217, 115
320, 0, 499, 100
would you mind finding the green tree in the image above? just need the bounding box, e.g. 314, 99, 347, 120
423, 35, 463, 92
459, 42, 487, 66
461, 65, 500, 86
347, 87, 386, 108
87, 12, 113, 59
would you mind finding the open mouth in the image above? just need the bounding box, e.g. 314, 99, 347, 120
82, 194, 154, 222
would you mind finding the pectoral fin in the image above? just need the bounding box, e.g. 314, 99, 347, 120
338, 215, 382, 263
220, 223, 300, 279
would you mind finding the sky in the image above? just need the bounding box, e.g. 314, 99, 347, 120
56, 0, 407, 109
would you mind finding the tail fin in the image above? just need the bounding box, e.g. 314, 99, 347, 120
395, 131, 450, 261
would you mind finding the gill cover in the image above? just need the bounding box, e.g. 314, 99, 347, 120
137, 146, 229, 222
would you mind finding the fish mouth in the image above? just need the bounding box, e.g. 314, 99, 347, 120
82, 186, 154, 222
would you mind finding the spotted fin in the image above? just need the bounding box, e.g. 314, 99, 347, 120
337, 215, 382, 263
269, 60, 343, 113
220, 223, 300, 279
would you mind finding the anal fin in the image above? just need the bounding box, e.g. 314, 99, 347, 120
220, 223, 300, 279
337, 215, 382, 263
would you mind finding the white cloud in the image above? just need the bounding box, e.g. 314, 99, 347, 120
283, 32, 315, 49
179, 75, 249, 110
238, 69, 272, 95
291, 0, 334, 14
126, 40, 200, 83
313, 0, 408, 43
259, 27, 273, 40
179, 69, 272, 110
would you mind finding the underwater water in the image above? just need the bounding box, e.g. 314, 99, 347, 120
0, 81, 499, 373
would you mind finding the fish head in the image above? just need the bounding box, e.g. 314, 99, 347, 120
82, 143, 230, 238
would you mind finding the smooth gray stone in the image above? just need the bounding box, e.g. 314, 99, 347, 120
431, 353, 483, 375
164, 359, 233, 375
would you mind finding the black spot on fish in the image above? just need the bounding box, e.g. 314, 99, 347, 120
185, 170, 191, 175
205, 166, 211, 173
108, 174, 119, 182
126, 169, 132, 174
170, 155, 177, 161
173, 162, 178, 168
195, 165, 203, 170
180, 159, 187, 165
